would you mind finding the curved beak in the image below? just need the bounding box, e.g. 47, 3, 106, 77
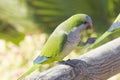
86, 22, 93, 29
85, 16, 93, 30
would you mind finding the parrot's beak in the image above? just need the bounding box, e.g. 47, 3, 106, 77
86, 22, 93, 29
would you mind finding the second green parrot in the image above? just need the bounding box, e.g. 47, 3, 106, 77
17, 14, 93, 80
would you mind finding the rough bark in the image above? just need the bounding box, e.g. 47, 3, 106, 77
28, 37, 120, 80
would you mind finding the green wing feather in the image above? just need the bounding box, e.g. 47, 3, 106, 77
17, 33, 67, 80
40, 31, 67, 58
17, 31, 67, 80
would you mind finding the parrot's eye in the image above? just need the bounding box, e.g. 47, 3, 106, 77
83, 21, 87, 24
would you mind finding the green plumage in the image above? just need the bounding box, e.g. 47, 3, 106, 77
17, 14, 92, 80
40, 31, 67, 58
40, 14, 87, 58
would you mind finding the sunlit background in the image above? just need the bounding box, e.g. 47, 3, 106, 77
0, 0, 120, 80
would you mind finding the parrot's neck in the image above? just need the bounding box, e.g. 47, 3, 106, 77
77, 24, 87, 32
69, 24, 86, 38
67, 24, 87, 44
60, 24, 86, 57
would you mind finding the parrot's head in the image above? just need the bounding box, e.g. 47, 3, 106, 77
66, 14, 93, 31
82, 15, 93, 30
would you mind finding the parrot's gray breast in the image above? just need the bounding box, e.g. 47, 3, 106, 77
60, 24, 85, 57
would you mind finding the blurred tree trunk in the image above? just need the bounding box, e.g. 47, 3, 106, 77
28, 37, 120, 80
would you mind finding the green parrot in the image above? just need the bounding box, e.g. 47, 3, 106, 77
17, 14, 93, 80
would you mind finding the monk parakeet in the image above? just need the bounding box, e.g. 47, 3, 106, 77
17, 14, 93, 80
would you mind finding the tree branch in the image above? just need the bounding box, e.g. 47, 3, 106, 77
28, 37, 120, 80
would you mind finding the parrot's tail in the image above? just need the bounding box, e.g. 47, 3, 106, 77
17, 64, 40, 80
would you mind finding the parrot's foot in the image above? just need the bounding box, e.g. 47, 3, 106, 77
83, 37, 96, 45
58, 59, 76, 68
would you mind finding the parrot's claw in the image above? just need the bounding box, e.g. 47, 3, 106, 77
58, 60, 76, 68
83, 37, 96, 45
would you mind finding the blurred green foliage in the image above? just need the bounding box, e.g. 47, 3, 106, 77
0, 0, 120, 44
27, 0, 120, 33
